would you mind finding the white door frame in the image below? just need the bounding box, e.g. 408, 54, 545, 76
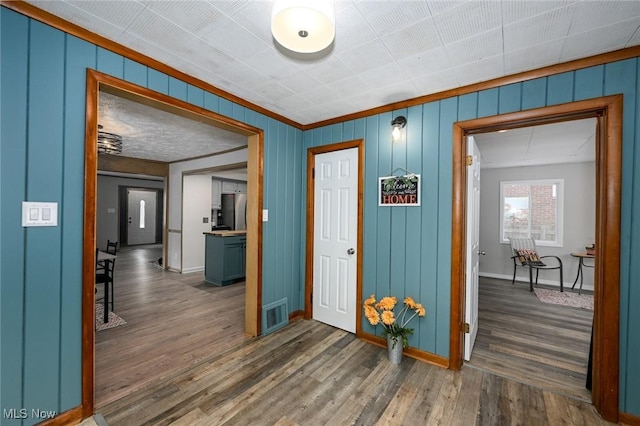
305, 139, 364, 334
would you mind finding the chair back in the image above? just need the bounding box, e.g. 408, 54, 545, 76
96, 258, 116, 282
509, 237, 537, 255
106, 240, 118, 255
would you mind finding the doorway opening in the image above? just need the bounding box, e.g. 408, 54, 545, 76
463, 120, 596, 401
462, 121, 598, 379
304, 139, 365, 335
450, 96, 622, 422
83, 69, 264, 418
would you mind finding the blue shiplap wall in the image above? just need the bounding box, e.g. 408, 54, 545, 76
302, 61, 640, 415
0, 8, 302, 425
1, 5, 639, 421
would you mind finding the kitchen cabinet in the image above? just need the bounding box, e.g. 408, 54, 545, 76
204, 232, 246, 286
211, 179, 222, 209
221, 180, 247, 194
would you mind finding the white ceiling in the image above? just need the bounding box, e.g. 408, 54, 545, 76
473, 118, 596, 169
27, 0, 640, 126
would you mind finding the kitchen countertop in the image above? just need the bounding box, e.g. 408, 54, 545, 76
204, 230, 247, 237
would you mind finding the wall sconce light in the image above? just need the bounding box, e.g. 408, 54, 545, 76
391, 116, 407, 142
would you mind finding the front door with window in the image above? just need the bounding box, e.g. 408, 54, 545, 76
127, 189, 157, 245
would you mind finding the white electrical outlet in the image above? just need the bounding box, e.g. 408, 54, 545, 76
262, 209, 269, 222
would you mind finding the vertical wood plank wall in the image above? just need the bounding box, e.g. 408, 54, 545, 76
0, 8, 302, 423
301, 62, 639, 415
1, 5, 639, 421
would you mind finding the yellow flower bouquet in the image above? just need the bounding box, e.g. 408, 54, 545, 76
363, 294, 426, 349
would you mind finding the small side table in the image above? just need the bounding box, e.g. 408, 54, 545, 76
570, 252, 594, 295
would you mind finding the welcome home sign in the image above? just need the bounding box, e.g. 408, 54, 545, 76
378, 173, 421, 206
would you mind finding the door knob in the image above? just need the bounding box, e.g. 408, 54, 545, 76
347, 248, 355, 255
478, 250, 486, 255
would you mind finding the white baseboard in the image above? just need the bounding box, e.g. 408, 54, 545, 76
181, 266, 204, 274
479, 271, 594, 292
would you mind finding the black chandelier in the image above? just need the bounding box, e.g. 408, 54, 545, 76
97, 124, 122, 154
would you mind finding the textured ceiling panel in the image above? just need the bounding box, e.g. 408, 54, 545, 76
333, 4, 379, 51
67, 0, 145, 30
339, 39, 395, 74
504, 40, 564, 74
454, 54, 504, 87
445, 28, 503, 67
433, 1, 502, 45
356, 1, 433, 37
569, 0, 640, 35
410, 69, 459, 94
31, 1, 128, 40
381, 18, 442, 61
560, 18, 640, 61
98, 92, 246, 163
503, 6, 574, 53
144, 0, 223, 36
501, 0, 572, 25
398, 46, 453, 78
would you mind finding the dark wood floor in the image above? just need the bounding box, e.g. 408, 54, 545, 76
97, 248, 607, 425
469, 277, 594, 402
95, 244, 246, 407
100, 319, 613, 425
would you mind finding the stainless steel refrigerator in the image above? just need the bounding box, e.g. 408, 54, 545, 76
220, 193, 247, 230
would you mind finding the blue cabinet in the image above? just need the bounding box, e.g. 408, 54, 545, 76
204, 233, 246, 286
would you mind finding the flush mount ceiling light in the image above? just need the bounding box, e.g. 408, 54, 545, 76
97, 124, 123, 154
271, 0, 335, 53
391, 116, 407, 142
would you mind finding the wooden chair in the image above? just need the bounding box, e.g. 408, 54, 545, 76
509, 237, 563, 292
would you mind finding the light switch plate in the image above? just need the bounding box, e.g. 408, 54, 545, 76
262, 209, 268, 222
22, 202, 58, 227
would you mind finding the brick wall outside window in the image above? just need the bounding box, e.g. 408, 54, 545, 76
502, 180, 561, 244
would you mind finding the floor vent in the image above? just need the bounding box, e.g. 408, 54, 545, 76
262, 298, 288, 335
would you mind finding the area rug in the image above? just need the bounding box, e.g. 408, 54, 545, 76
533, 288, 594, 310
95, 303, 126, 331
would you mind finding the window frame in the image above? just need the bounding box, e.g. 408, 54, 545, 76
499, 178, 564, 247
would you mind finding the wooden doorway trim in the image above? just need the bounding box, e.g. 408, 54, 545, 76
449, 95, 622, 422
82, 69, 264, 418
304, 139, 365, 335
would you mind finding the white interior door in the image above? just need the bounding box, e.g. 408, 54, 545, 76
312, 147, 358, 333
464, 136, 481, 361
128, 189, 157, 245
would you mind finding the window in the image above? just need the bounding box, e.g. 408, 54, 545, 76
500, 179, 564, 247
139, 200, 145, 229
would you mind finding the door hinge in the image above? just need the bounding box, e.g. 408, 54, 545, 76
464, 322, 470, 333
466, 155, 473, 166
312, 168, 315, 179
